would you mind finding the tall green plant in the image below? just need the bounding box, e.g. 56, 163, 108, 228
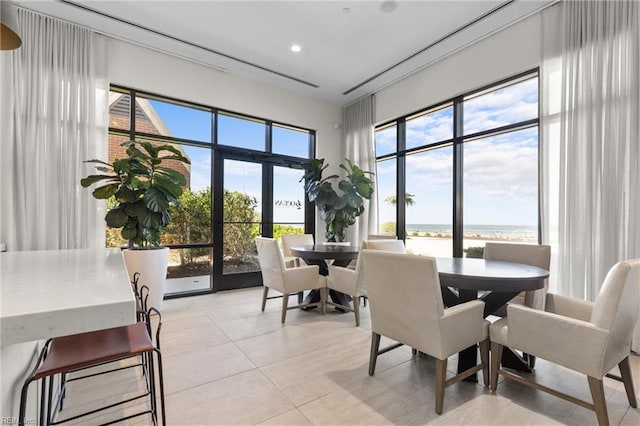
80, 140, 190, 248
301, 158, 374, 242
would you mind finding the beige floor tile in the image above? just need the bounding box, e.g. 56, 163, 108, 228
161, 321, 230, 357
620, 407, 639, 426
44, 289, 639, 425
165, 369, 294, 425
260, 331, 413, 406
298, 355, 488, 425
162, 342, 255, 395
256, 408, 313, 425
430, 393, 565, 425
161, 310, 218, 334
235, 320, 362, 367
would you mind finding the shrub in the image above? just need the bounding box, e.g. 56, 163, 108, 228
464, 246, 485, 258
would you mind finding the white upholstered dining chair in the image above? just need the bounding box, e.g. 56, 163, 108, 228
362, 250, 489, 414
484, 242, 551, 367
484, 242, 551, 311
490, 258, 640, 426
281, 233, 314, 268
326, 239, 406, 325
255, 237, 327, 323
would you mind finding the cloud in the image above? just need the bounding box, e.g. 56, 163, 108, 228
406, 107, 453, 148
224, 160, 261, 177
463, 129, 538, 198
464, 79, 538, 134
375, 126, 396, 154
405, 148, 453, 188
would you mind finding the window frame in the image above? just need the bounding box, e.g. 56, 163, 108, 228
374, 69, 541, 256
108, 85, 316, 295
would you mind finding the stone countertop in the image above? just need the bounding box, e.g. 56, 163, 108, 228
0, 248, 136, 346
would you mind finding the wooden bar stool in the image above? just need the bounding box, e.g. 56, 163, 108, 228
19, 307, 166, 426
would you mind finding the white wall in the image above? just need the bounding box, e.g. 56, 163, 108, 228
108, 38, 343, 240
375, 10, 545, 124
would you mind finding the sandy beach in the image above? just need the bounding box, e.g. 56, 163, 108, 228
404, 235, 536, 257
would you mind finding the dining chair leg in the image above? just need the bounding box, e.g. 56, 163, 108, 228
618, 356, 637, 408
435, 358, 447, 414
354, 296, 360, 327
321, 288, 327, 315
587, 376, 609, 426
526, 353, 536, 369
281, 293, 289, 323
479, 339, 489, 387
490, 342, 503, 391
261, 287, 269, 312
368, 333, 381, 376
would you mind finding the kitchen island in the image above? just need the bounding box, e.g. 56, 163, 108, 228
0, 248, 135, 420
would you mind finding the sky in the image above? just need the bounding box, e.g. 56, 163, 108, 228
147, 100, 308, 223
145, 75, 539, 228
375, 76, 539, 226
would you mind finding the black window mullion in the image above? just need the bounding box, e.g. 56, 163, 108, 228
212, 147, 224, 289
262, 164, 273, 238
453, 97, 464, 258
129, 89, 136, 139
266, 121, 273, 152
397, 119, 406, 241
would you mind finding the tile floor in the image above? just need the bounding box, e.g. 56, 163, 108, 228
58, 287, 639, 425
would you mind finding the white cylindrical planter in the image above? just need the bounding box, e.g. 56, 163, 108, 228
122, 247, 170, 311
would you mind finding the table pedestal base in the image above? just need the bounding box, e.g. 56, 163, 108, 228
303, 289, 351, 311
441, 286, 533, 380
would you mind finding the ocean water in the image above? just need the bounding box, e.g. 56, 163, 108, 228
406, 224, 537, 240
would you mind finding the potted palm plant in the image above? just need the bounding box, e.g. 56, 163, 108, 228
301, 158, 374, 242
81, 140, 190, 308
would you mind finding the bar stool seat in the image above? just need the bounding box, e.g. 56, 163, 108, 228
19, 308, 165, 426
34, 322, 153, 379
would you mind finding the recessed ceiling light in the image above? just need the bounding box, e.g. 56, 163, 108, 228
290, 44, 301, 53
380, 0, 398, 13
342, 7, 351, 14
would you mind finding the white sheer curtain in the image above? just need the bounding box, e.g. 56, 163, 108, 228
542, 1, 640, 299
343, 95, 377, 244
0, 9, 109, 251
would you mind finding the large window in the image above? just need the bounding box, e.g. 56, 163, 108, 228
375, 71, 539, 257
108, 86, 315, 295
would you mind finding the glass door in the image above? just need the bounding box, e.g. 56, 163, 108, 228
214, 157, 263, 290
213, 153, 311, 291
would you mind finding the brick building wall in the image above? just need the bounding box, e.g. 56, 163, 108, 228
109, 97, 191, 188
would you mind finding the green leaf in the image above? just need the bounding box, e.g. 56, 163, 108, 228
154, 174, 183, 198
344, 191, 362, 209
80, 174, 117, 187
141, 211, 163, 229
105, 208, 129, 228
128, 159, 150, 177
83, 159, 112, 167
157, 144, 190, 162
156, 167, 187, 187
144, 187, 170, 212
124, 200, 148, 217
92, 184, 119, 199
121, 225, 138, 240
355, 182, 373, 198
116, 187, 139, 203
129, 142, 154, 162
158, 154, 190, 164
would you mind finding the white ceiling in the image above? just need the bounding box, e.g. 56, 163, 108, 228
16, 0, 556, 105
